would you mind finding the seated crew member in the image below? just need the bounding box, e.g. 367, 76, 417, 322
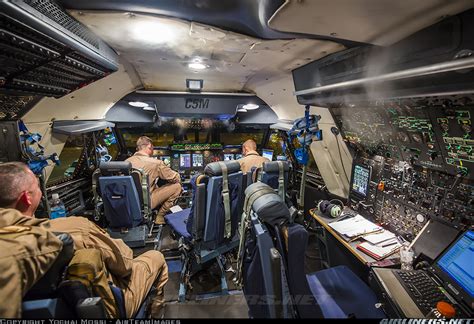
126, 136, 182, 225
0, 162, 168, 318
237, 139, 270, 174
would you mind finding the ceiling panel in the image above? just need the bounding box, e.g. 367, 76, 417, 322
269, 0, 474, 46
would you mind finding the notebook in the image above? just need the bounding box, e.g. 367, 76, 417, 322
328, 214, 382, 238
356, 241, 402, 260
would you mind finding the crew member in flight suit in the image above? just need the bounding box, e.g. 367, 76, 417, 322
126, 136, 182, 225
237, 139, 270, 174
0, 162, 168, 318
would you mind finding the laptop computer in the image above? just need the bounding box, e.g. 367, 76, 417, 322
371, 230, 473, 318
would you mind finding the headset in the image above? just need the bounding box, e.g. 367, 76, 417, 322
316, 199, 343, 218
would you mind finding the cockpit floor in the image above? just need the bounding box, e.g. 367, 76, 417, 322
163, 294, 248, 318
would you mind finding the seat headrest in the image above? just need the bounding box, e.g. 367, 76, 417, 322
205, 160, 241, 176
245, 182, 290, 226
99, 161, 131, 176
263, 161, 290, 172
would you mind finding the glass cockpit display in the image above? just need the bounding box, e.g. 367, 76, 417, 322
224, 153, 234, 161
180, 153, 191, 168
262, 149, 274, 161
192, 154, 204, 167
351, 164, 371, 197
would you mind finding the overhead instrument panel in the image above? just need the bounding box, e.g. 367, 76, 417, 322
0, 0, 118, 98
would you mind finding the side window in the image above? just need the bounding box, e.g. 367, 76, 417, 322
47, 135, 85, 185
291, 137, 319, 173
122, 130, 174, 151
307, 149, 319, 173
266, 131, 284, 157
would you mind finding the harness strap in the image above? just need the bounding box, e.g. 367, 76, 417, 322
235, 185, 275, 287
218, 162, 232, 239
277, 161, 285, 201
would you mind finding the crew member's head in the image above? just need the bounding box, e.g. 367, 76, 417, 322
0, 162, 42, 217
136, 136, 154, 157
242, 139, 257, 156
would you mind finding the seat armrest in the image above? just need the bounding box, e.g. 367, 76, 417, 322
192, 183, 206, 240
24, 232, 75, 300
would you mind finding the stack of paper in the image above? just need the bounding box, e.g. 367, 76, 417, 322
356, 241, 401, 260
328, 213, 401, 260
328, 215, 382, 238
363, 231, 396, 245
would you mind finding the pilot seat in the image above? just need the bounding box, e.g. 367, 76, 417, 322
92, 161, 153, 247
22, 232, 152, 318
165, 160, 244, 301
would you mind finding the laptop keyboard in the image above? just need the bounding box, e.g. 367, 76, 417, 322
394, 270, 455, 315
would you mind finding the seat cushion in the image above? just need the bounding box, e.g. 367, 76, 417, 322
165, 208, 192, 240
306, 265, 385, 319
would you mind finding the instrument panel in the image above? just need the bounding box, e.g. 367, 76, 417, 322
153, 143, 243, 181
334, 96, 474, 240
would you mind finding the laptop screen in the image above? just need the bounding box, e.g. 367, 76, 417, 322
433, 230, 473, 311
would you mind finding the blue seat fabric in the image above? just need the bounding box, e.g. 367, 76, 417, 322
165, 208, 192, 240
203, 172, 242, 248
306, 265, 386, 318
99, 176, 142, 228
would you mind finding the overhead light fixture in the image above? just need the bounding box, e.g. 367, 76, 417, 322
132, 20, 176, 44
242, 103, 259, 110
188, 62, 207, 70
143, 106, 156, 111
129, 101, 149, 107
237, 107, 248, 113
186, 79, 203, 92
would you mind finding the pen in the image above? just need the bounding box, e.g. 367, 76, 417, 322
348, 229, 384, 242
337, 214, 353, 221
380, 240, 398, 247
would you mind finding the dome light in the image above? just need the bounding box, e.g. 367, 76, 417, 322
237, 108, 248, 112
143, 106, 156, 111
242, 104, 259, 110
188, 62, 207, 70
129, 101, 149, 107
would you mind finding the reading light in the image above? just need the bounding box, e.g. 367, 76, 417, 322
188, 62, 207, 70
237, 107, 248, 113
186, 79, 203, 92
143, 106, 156, 111
242, 104, 259, 110
129, 101, 149, 107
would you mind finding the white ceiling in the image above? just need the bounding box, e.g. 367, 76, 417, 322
70, 11, 344, 94
67, 3, 474, 120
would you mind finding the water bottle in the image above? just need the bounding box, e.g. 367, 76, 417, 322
400, 242, 414, 270
50, 193, 67, 219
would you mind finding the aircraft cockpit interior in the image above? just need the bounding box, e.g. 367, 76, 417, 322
0, 0, 473, 320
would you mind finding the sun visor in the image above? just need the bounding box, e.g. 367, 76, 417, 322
52, 120, 115, 135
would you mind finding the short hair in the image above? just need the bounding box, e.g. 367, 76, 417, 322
0, 162, 33, 208
242, 139, 257, 151
136, 136, 153, 151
